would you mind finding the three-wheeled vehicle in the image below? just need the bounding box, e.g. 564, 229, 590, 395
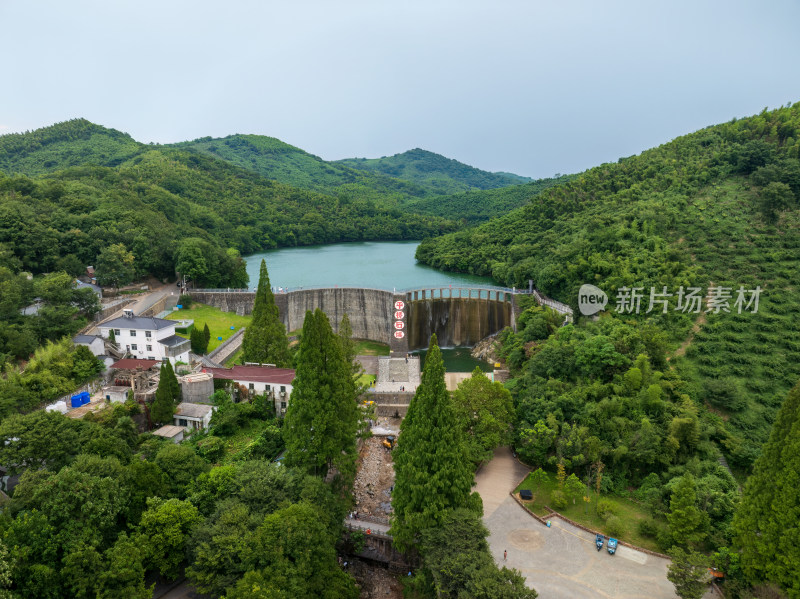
595, 534, 604, 551
607, 537, 618, 555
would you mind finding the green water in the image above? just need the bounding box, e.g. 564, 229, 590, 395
245, 241, 493, 291
413, 347, 493, 373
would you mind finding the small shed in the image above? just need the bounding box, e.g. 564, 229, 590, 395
174, 402, 214, 432
73, 334, 105, 357
102, 386, 130, 403
152, 425, 185, 444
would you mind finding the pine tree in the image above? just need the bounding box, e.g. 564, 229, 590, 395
667, 547, 708, 599
190, 328, 204, 354
162, 359, 181, 401
151, 364, 176, 425
202, 323, 211, 353
282, 309, 359, 479
667, 473, 707, 548
241, 259, 289, 367
732, 383, 800, 595
390, 334, 474, 551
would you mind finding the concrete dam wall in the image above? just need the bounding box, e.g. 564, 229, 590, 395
405, 297, 513, 349
190, 287, 517, 352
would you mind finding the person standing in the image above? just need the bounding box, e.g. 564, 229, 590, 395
504, 549, 507, 561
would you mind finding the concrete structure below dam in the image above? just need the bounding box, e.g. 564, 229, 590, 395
189, 286, 525, 353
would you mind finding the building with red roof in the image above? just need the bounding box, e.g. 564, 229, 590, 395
204, 365, 296, 415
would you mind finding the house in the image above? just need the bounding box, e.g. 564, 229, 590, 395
204, 365, 295, 416
98, 309, 190, 365
152, 425, 185, 444
73, 334, 106, 357
75, 279, 102, 298
174, 402, 214, 432
102, 386, 130, 403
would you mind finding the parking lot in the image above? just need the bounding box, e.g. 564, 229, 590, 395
475, 448, 681, 599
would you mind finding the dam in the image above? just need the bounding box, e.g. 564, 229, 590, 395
189, 285, 537, 353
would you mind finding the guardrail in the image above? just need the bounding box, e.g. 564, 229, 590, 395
192, 284, 526, 294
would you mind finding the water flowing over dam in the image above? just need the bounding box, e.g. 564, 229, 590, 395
190, 286, 526, 352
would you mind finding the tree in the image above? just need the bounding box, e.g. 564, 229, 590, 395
241, 259, 289, 367
759, 181, 793, 223
667, 474, 707, 548
390, 334, 474, 550
95, 243, 134, 291
564, 473, 586, 505
150, 363, 176, 425
415, 508, 537, 599
190, 327, 205, 354
175, 238, 208, 287
137, 497, 203, 580
452, 367, 514, 463
529, 468, 549, 504
96, 533, 152, 599
203, 323, 211, 352
283, 309, 359, 479
667, 547, 708, 599
732, 383, 800, 595
155, 443, 209, 498
163, 358, 181, 399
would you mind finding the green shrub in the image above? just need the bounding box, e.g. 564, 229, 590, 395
179, 294, 192, 308
637, 518, 658, 538
550, 489, 568, 510
605, 514, 625, 537
597, 498, 616, 519
196, 436, 226, 462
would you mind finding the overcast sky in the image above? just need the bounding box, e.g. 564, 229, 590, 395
2, 0, 799, 178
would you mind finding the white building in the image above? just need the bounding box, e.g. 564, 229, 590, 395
73, 334, 105, 356
152, 424, 185, 444
204, 365, 295, 416
98, 309, 190, 366
174, 402, 214, 432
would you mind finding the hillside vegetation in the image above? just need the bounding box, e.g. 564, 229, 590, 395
417, 103, 800, 470
0, 121, 458, 287
337, 148, 532, 194
404, 173, 575, 224
173, 134, 432, 204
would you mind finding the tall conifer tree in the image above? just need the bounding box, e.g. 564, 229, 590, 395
283, 309, 359, 478
732, 383, 800, 595
151, 364, 176, 425
241, 260, 289, 367
390, 334, 474, 550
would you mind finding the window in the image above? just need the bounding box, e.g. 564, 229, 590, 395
178, 419, 188, 427
146, 345, 152, 351
148, 356, 154, 361
266, 385, 271, 392
249, 383, 255, 390
130, 330, 136, 337
113, 329, 120, 336
131, 344, 137, 351
281, 401, 287, 409
280, 386, 286, 392
145, 331, 151, 338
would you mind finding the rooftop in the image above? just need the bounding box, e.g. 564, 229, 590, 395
204, 365, 296, 385
159, 334, 190, 347
73, 334, 102, 344
152, 425, 184, 438
175, 402, 213, 419
100, 315, 175, 331
102, 385, 131, 393
110, 358, 160, 370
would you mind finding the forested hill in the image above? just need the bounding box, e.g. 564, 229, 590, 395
172, 134, 432, 204
336, 148, 533, 194
403, 173, 575, 224
0, 139, 458, 287
417, 102, 800, 469
0, 118, 143, 175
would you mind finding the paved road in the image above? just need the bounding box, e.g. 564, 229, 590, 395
476, 448, 682, 599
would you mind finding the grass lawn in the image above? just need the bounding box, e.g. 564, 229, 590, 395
358, 373, 376, 387
166, 303, 251, 352
515, 472, 662, 552
225, 347, 243, 366
354, 340, 390, 356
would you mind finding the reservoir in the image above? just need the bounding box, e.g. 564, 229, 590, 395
244, 241, 493, 291
244, 241, 499, 370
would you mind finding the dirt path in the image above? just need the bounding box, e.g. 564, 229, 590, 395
352, 436, 395, 520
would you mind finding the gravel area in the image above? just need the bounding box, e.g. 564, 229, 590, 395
353, 435, 396, 519
348, 559, 404, 598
